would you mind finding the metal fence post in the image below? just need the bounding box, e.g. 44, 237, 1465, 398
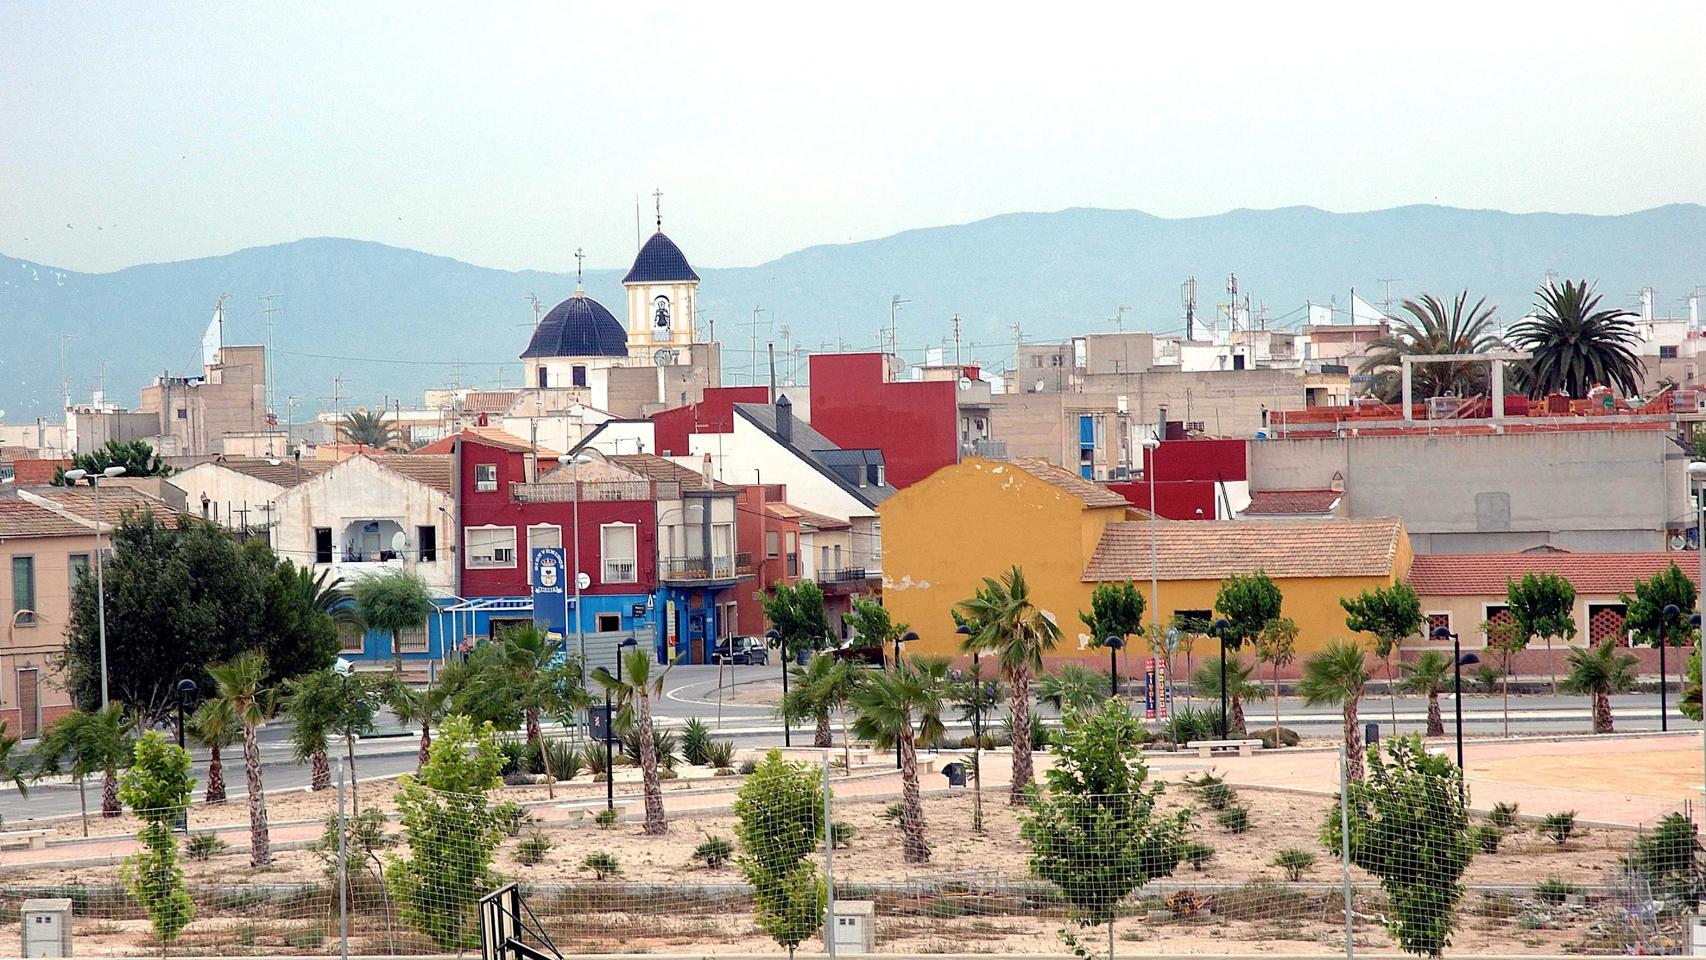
823, 749, 836, 959
1340, 750, 1353, 960
338, 757, 349, 960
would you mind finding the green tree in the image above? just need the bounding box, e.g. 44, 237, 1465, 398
1560, 640, 1639, 733
1036, 663, 1107, 715
732, 750, 827, 959
0, 719, 30, 808
117, 732, 196, 954
351, 571, 435, 671
186, 699, 238, 805
338, 409, 403, 450
780, 654, 864, 770
246, 542, 342, 685
206, 651, 275, 866
1684, 648, 1702, 723
1397, 651, 1454, 737
1079, 580, 1145, 650
760, 580, 833, 660
52, 439, 173, 485
1340, 583, 1423, 733
1299, 640, 1372, 781
385, 714, 505, 950
1192, 654, 1268, 737
1170, 611, 1212, 709
1023, 698, 1189, 959
1215, 571, 1284, 652
450, 624, 581, 796
594, 648, 674, 834
284, 668, 378, 809
35, 705, 132, 822
1507, 279, 1642, 399
384, 676, 452, 773
1357, 292, 1502, 402
1621, 562, 1698, 698
958, 566, 1061, 803
1255, 617, 1298, 739
1321, 735, 1475, 957
1506, 572, 1577, 694
851, 656, 950, 862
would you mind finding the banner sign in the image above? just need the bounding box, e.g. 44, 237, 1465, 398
531, 547, 568, 638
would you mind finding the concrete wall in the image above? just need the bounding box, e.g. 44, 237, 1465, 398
1249, 430, 1689, 553
277, 456, 456, 595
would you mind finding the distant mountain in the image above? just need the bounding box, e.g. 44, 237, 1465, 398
4, 204, 1705, 420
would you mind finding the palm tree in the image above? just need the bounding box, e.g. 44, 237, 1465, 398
0, 720, 29, 800
958, 566, 1061, 803
351, 571, 435, 671
1298, 640, 1372, 781
384, 675, 450, 773
1035, 663, 1106, 715
457, 624, 575, 796
851, 656, 950, 863
1357, 292, 1501, 401
1561, 641, 1639, 734
283, 672, 337, 793
208, 650, 275, 867
594, 648, 673, 834
1508, 280, 1642, 399
1191, 655, 1269, 737
294, 567, 361, 628
36, 705, 132, 824
780, 655, 865, 773
337, 409, 402, 450
188, 699, 239, 804
1397, 651, 1453, 737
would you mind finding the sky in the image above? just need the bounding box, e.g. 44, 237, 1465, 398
5, 1, 1706, 275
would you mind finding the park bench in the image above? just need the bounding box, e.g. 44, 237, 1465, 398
1186, 739, 1262, 759
0, 829, 49, 851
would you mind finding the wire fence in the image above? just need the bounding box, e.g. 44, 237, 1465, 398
2, 740, 1702, 957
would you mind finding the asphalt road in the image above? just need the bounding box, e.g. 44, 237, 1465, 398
0, 663, 1695, 822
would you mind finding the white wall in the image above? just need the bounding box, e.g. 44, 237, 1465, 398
168, 463, 289, 527
274, 456, 456, 594
675, 414, 875, 523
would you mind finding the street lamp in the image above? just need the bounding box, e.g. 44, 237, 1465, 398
766, 628, 788, 747
603, 636, 638, 812
1103, 635, 1124, 698
1662, 603, 1680, 732
174, 677, 197, 832
1432, 625, 1480, 802
557, 453, 594, 679
1209, 618, 1232, 738
1140, 435, 1162, 703
895, 631, 919, 769
63, 465, 126, 708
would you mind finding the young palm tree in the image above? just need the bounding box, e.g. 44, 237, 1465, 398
594, 648, 673, 834
208, 650, 276, 867
1191, 654, 1269, 737
958, 566, 1061, 803
1397, 651, 1453, 737
1561, 641, 1639, 734
851, 656, 950, 863
337, 409, 402, 450
780, 655, 864, 772
1357, 291, 1501, 401
283, 672, 337, 793
1507, 279, 1642, 399
188, 699, 239, 804
38, 706, 133, 821
0, 720, 29, 800
1035, 662, 1106, 715
460, 624, 575, 796
384, 675, 450, 773
294, 567, 361, 627
1297, 640, 1372, 780
350, 571, 435, 671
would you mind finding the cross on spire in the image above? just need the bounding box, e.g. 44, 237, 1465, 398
653, 188, 663, 229
574, 247, 585, 290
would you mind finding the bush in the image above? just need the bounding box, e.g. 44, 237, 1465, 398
585, 742, 610, 778
493, 801, 534, 837
693, 835, 734, 869
1181, 840, 1215, 870
1256, 726, 1301, 750
1473, 824, 1504, 854
1539, 810, 1577, 845
1488, 801, 1520, 830
620, 723, 679, 770
681, 718, 713, 766
594, 807, 618, 830
1272, 848, 1315, 881
541, 738, 582, 782
1162, 706, 1217, 746
1217, 806, 1252, 834
1632, 812, 1703, 904
1533, 878, 1580, 905
498, 738, 530, 775
880, 801, 906, 825
733, 750, 827, 957
185, 832, 227, 861
311, 808, 391, 890
582, 851, 622, 880
1198, 782, 1238, 811
705, 739, 736, 770
831, 821, 856, 849
738, 758, 758, 776
999, 713, 1050, 751
1474, 664, 1504, 694
514, 832, 553, 866
502, 770, 534, 787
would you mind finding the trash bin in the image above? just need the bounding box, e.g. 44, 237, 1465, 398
943, 762, 967, 788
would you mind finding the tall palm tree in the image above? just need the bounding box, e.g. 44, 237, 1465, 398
780, 655, 864, 773
384, 675, 450, 773
1035, 663, 1106, 716
1508, 280, 1642, 399
594, 648, 673, 835
1397, 651, 1453, 737
1191, 655, 1269, 737
351, 571, 435, 671
1357, 291, 1502, 401
1561, 641, 1639, 734
1298, 640, 1372, 781
208, 651, 275, 867
188, 699, 239, 804
958, 566, 1061, 803
851, 656, 950, 864
337, 409, 402, 450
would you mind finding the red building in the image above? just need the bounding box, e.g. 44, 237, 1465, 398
734, 484, 802, 637
807, 353, 971, 489
1108, 438, 1247, 520
653, 386, 770, 456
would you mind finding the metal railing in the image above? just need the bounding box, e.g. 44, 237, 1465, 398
511, 480, 672, 502
602, 559, 637, 584
659, 554, 736, 581
735, 551, 754, 575
822, 566, 873, 583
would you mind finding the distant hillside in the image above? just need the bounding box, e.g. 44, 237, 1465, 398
4, 204, 1705, 419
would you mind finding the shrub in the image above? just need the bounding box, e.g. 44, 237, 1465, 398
117, 733, 195, 949
1474, 664, 1504, 694
1198, 782, 1238, 812
880, 801, 906, 825
311, 808, 391, 891
681, 718, 713, 766
1488, 801, 1520, 830
1533, 878, 1580, 905
502, 770, 534, 787
831, 821, 856, 848
693, 835, 734, 869
738, 758, 758, 776
1539, 811, 1577, 845
541, 739, 582, 782
1000, 713, 1051, 751
1257, 726, 1301, 750
1632, 812, 1703, 904
705, 739, 736, 770
594, 807, 618, 830
1273, 848, 1315, 882
1217, 806, 1251, 834
582, 851, 622, 880
497, 738, 530, 775
514, 832, 553, 866
1473, 824, 1504, 854
1163, 707, 1217, 746
494, 801, 534, 837
733, 750, 827, 958
585, 742, 610, 778
1181, 840, 1216, 870
186, 832, 228, 861
620, 723, 678, 770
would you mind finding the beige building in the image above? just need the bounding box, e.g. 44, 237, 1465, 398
72, 343, 281, 459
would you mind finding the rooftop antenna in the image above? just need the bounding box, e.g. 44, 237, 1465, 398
888, 295, 911, 357
634, 195, 642, 249
1376, 278, 1401, 309
741, 306, 768, 387
259, 294, 282, 423
1182, 276, 1198, 340
1111, 305, 1130, 332
952, 313, 963, 368
525, 294, 543, 333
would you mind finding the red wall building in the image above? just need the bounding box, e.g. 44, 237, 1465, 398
1109, 438, 1247, 520
807, 353, 960, 489
653, 386, 770, 456
733, 484, 803, 637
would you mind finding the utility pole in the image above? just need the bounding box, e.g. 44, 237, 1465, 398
1182, 276, 1198, 341
952, 313, 963, 368
741, 307, 768, 387
1111, 305, 1130, 332
259, 294, 283, 424
888, 295, 911, 357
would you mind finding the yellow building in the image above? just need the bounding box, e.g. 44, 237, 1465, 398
880, 456, 1412, 661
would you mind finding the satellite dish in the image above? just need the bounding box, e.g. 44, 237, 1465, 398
1034, 379, 1046, 393
391, 531, 407, 553
958, 377, 972, 391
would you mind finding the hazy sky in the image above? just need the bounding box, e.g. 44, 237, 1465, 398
5, 2, 1706, 274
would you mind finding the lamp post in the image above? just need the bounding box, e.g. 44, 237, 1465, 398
608, 636, 636, 811
557, 454, 593, 680
63, 465, 126, 709
1211, 618, 1231, 738
1662, 603, 1680, 733
1432, 626, 1480, 802
174, 677, 196, 831
1141, 435, 1161, 703
1103, 635, 1124, 698
895, 631, 919, 769
766, 629, 788, 747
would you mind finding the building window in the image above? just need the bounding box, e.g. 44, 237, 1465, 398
338, 621, 365, 654
314, 528, 334, 564
10, 557, 36, 626
176, 407, 188, 419
1482, 604, 1513, 643
596, 613, 621, 633
601, 523, 638, 583
527, 524, 563, 553
713, 522, 734, 559
474, 463, 498, 493
821, 544, 830, 573
395, 624, 429, 653
1661, 345, 1679, 359
1425, 612, 1451, 639
1030, 356, 1043, 368
537, 366, 549, 389
785, 531, 798, 578
1587, 603, 1629, 646
572, 365, 588, 387
833, 544, 843, 570
465, 526, 518, 568
417, 526, 437, 562
68, 552, 91, 586
766, 530, 780, 560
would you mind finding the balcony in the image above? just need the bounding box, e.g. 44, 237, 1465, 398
735, 551, 754, 576
963, 439, 1007, 459
819, 566, 880, 594
660, 554, 740, 583
512, 480, 679, 503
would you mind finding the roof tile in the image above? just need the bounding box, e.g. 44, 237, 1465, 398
1083, 517, 1404, 581
1010, 458, 1133, 510
1244, 489, 1343, 515
1407, 553, 1700, 596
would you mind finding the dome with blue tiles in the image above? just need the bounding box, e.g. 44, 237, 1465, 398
622, 231, 700, 285
520, 292, 628, 359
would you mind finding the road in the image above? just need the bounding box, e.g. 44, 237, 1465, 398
0, 663, 1695, 822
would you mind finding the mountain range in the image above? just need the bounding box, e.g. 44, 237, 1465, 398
3, 204, 1705, 421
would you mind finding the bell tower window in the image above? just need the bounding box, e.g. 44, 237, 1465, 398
653, 295, 671, 340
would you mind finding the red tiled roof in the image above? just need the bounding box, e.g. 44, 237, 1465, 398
793, 508, 851, 531
17, 486, 181, 530
1406, 553, 1701, 596
1009, 458, 1133, 510
1244, 489, 1342, 515
368, 454, 454, 494
605, 453, 737, 491
1084, 518, 1405, 581
0, 497, 94, 538
195, 457, 334, 488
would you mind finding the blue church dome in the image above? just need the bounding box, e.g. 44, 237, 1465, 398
622, 231, 700, 285
521, 292, 628, 359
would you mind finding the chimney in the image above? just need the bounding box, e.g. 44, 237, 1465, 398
702, 452, 714, 490
775, 395, 794, 444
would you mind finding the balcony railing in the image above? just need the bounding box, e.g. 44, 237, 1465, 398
512, 480, 678, 502
735, 551, 754, 575
823, 566, 875, 583
602, 559, 637, 584
963, 439, 1007, 459
660, 555, 737, 582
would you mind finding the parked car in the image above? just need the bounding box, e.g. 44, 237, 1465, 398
832, 641, 886, 666
712, 635, 769, 665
